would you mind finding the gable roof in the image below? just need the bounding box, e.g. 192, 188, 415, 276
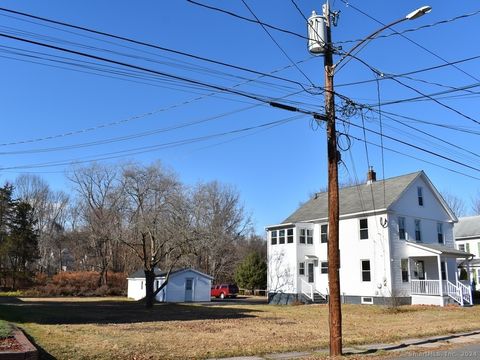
454, 215, 480, 239
281, 172, 421, 224
127, 267, 213, 280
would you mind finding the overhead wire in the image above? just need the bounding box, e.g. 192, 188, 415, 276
240, 0, 317, 88
339, 0, 480, 83
0, 6, 316, 93
0, 114, 306, 170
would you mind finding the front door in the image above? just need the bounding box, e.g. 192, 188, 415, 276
185, 278, 193, 302
308, 263, 314, 283
415, 260, 425, 280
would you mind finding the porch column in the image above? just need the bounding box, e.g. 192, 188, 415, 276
466, 260, 471, 285
437, 255, 443, 297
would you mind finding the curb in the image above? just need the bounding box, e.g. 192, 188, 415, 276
0, 326, 38, 360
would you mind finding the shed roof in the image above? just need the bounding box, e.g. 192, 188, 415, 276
281, 172, 421, 224
454, 215, 480, 239
407, 241, 472, 258
127, 267, 213, 280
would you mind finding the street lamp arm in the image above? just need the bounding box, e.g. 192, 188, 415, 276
333, 5, 432, 70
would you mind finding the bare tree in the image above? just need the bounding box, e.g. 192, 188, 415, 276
69, 163, 123, 286
186, 181, 251, 283
121, 162, 190, 308
14, 174, 70, 274
472, 191, 480, 215
441, 190, 467, 217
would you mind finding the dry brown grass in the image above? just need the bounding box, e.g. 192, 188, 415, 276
1, 298, 480, 359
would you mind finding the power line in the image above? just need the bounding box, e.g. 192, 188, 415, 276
335, 8, 480, 45
0, 6, 315, 92
240, 0, 317, 88
336, 54, 480, 88
0, 114, 305, 170
341, 131, 480, 182
337, 116, 480, 173
339, 0, 480, 83
185, 0, 309, 41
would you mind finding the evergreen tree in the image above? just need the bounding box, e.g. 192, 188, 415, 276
234, 251, 267, 293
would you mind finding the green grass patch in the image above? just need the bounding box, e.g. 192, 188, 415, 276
0, 320, 12, 339
0, 290, 24, 297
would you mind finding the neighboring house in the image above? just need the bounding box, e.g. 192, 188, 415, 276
454, 215, 480, 287
127, 268, 213, 303
266, 170, 473, 306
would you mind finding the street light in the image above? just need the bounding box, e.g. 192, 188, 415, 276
335, 5, 432, 69
307, 2, 432, 357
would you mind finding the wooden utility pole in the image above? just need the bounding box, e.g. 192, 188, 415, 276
323, 2, 342, 356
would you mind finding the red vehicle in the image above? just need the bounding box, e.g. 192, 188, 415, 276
211, 284, 239, 299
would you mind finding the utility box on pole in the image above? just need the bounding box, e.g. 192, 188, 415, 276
307, 10, 327, 54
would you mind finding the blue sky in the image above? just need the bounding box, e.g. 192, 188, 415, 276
0, 1, 479, 233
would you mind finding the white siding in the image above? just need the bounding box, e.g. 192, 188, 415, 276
127, 270, 212, 303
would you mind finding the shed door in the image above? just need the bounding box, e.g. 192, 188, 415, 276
185, 278, 193, 302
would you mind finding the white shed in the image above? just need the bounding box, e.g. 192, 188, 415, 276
127, 268, 213, 303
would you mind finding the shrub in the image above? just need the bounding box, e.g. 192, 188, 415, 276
30, 271, 127, 297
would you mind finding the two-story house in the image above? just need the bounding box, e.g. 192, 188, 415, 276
454, 215, 480, 288
267, 170, 472, 306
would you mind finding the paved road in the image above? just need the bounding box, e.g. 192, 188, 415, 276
393, 343, 480, 359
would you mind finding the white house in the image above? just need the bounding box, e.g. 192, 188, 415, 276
127, 268, 213, 303
454, 215, 480, 287
266, 170, 473, 306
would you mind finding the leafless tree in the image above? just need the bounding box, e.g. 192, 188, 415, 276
440, 190, 467, 217
121, 162, 190, 308
186, 181, 251, 283
14, 174, 70, 274
69, 163, 123, 286
471, 191, 480, 215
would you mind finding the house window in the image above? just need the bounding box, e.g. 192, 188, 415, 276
299, 229, 306, 244
361, 260, 371, 282
441, 261, 446, 280
437, 223, 444, 244
466, 243, 471, 253
321, 261, 328, 274
299, 262, 305, 276
414, 219, 422, 242
401, 259, 409, 282
321, 224, 328, 243
398, 217, 406, 240
458, 244, 465, 252
140, 281, 143, 290
287, 228, 294, 243
359, 218, 368, 240
306, 229, 313, 244
279, 229, 285, 244
271, 230, 277, 245
417, 187, 424, 206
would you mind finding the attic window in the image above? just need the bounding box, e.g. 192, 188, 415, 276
359, 218, 368, 240
417, 187, 424, 206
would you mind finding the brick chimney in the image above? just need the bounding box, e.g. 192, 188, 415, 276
367, 166, 376, 184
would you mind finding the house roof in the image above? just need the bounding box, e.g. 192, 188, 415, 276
407, 241, 473, 258
454, 215, 480, 239
281, 172, 422, 224
127, 267, 213, 280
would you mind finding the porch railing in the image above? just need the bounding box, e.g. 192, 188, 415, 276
411, 280, 441, 295
411, 280, 472, 306
300, 278, 314, 300
458, 281, 472, 305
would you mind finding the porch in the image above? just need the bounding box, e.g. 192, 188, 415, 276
407, 241, 473, 306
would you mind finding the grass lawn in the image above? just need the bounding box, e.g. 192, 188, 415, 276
1, 297, 480, 359
0, 320, 11, 339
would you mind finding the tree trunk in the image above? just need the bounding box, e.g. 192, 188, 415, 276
145, 268, 155, 309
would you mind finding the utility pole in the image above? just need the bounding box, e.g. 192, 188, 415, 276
307, 2, 431, 356
322, 2, 342, 356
